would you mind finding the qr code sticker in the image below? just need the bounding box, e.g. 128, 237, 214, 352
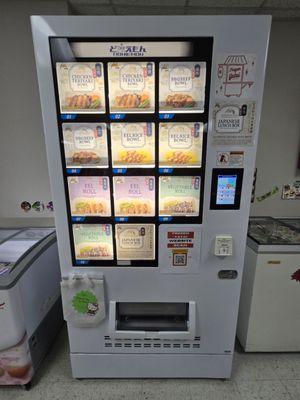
172, 252, 187, 267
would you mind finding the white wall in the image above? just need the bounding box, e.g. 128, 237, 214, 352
0, 1, 68, 227
250, 21, 300, 217
0, 11, 299, 227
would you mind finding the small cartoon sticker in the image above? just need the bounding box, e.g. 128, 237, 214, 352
46, 201, 54, 211
216, 54, 256, 98
32, 201, 44, 212
291, 269, 300, 282
216, 151, 244, 167
72, 290, 99, 316
20, 201, 31, 212
282, 182, 300, 200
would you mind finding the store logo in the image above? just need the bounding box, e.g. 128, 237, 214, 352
109, 44, 147, 57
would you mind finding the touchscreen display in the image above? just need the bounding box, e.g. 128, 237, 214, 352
216, 175, 237, 205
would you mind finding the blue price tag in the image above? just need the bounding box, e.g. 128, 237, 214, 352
159, 168, 173, 174
110, 114, 125, 120
113, 168, 127, 174
159, 217, 173, 222
115, 217, 129, 222
67, 168, 81, 174
75, 260, 89, 266
61, 114, 77, 121
72, 217, 86, 223
159, 113, 175, 120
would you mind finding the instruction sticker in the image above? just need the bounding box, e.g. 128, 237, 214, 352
216, 151, 244, 167
159, 224, 201, 274
212, 102, 256, 146
215, 54, 256, 98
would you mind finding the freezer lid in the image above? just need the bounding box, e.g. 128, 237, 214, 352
0, 228, 56, 289
0, 229, 21, 244
276, 218, 300, 231
247, 217, 300, 252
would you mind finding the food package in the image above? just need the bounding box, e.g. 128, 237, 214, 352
73, 224, 113, 260
111, 122, 155, 167
113, 176, 155, 217
159, 122, 203, 167
63, 123, 108, 168
68, 176, 111, 217
56, 62, 105, 113
115, 224, 155, 260
159, 62, 206, 113
108, 62, 155, 113
159, 176, 201, 216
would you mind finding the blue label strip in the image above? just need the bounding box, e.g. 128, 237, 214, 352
159, 113, 175, 120
159, 168, 174, 174
159, 217, 173, 222
72, 217, 86, 223
61, 114, 77, 121
67, 168, 81, 174
110, 114, 125, 120
113, 168, 127, 174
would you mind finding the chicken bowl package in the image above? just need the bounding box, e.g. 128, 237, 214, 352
115, 224, 155, 261
159, 62, 206, 113
73, 224, 114, 261
111, 122, 155, 168
62, 123, 108, 168
113, 176, 155, 217
159, 122, 203, 168
108, 62, 155, 113
68, 176, 111, 217
56, 62, 106, 114
159, 176, 201, 216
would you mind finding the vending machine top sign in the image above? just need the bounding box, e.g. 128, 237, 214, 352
31, 16, 271, 379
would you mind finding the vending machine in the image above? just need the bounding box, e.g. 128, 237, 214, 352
31, 15, 271, 378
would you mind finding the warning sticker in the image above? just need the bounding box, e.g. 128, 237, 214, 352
216, 151, 244, 167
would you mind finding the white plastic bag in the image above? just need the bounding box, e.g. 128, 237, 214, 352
61, 274, 106, 327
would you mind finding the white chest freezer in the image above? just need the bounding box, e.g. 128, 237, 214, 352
237, 217, 300, 352
0, 228, 63, 388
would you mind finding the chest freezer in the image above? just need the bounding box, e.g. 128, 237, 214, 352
0, 228, 63, 387
237, 217, 300, 352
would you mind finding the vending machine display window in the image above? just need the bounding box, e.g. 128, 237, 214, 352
159, 122, 203, 168
56, 62, 106, 114
159, 62, 206, 113
113, 176, 155, 217
115, 224, 155, 261
68, 176, 111, 217
49, 37, 212, 267
108, 62, 155, 113
73, 224, 114, 261
111, 123, 155, 168
210, 168, 244, 210
62, 123, 109, 168
159, 176, 201, 217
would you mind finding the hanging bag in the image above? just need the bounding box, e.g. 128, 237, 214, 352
61, 274, 106, 327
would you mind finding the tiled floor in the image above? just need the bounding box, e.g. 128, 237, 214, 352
1, 325, 300, 400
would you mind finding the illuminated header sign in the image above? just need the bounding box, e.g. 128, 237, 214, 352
71, 41, 192, 58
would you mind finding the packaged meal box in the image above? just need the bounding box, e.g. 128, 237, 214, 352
68, 176, 111, 217
159, 122, 203, 168
56, 62, 105, 114
159, 176, 201, 216
63, 123, 108, 168
115, 224, 155, 260
113, 176, 155, 217
111, 123, 155, 167
108, 62, 155, 113
159, 62, 206, 113
73, 224, 113, 260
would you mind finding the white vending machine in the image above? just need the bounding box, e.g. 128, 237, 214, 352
32, 15, 271, 378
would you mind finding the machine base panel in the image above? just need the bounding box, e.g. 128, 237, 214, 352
71, 353, 233, 379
